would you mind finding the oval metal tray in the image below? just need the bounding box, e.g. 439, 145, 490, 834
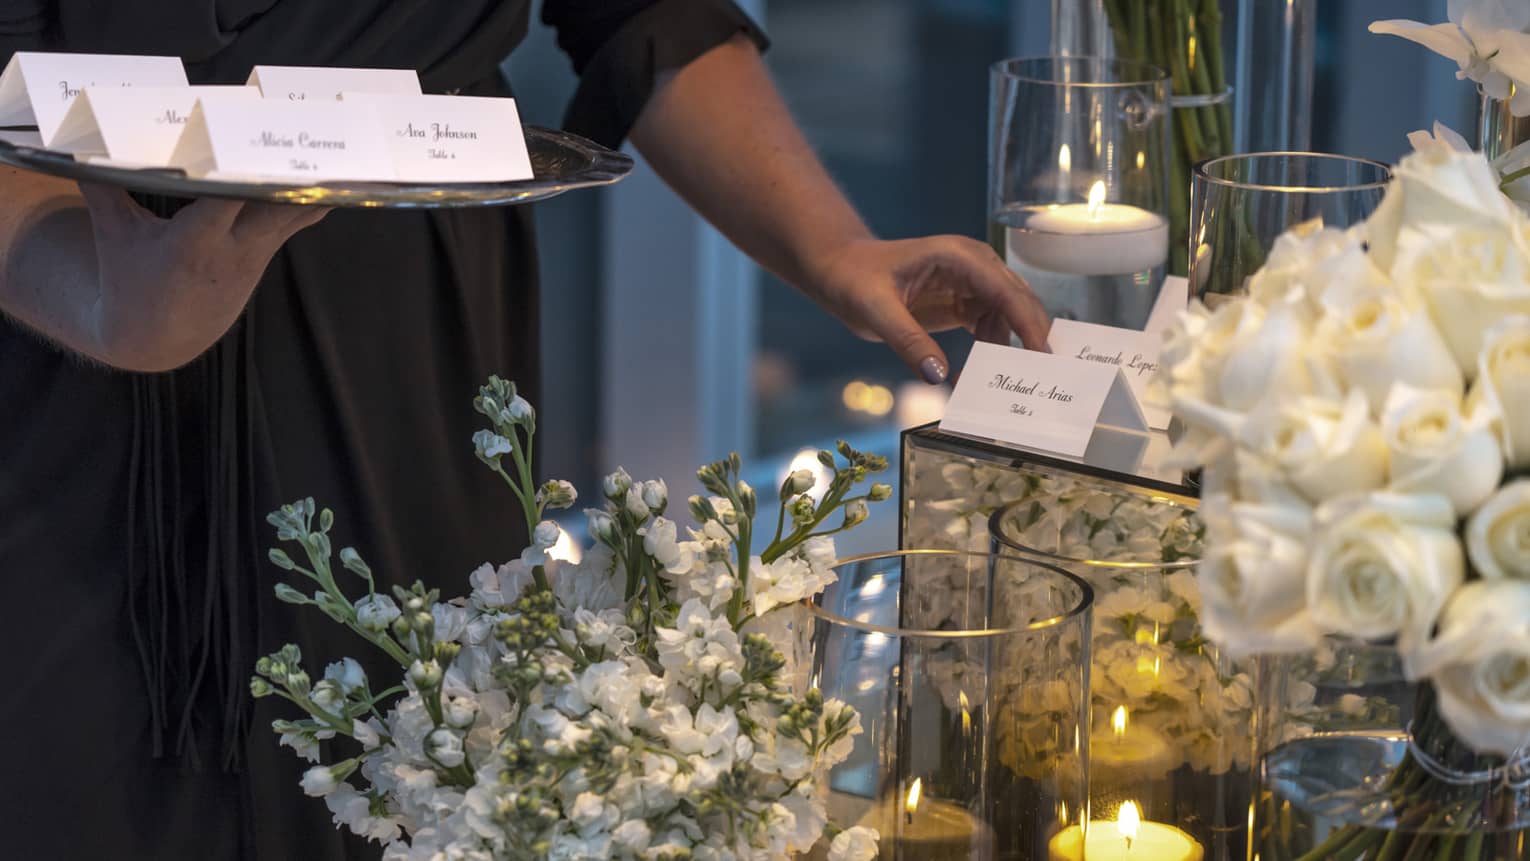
0, 125, 632, 208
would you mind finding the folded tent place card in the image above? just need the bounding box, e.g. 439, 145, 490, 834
940, 341, 1147, 458
343, 92, 533, 182
247, 65, 421, 101
51, 85, 259, 166
170, 97, 395, 181
1047, 318, 1171, 430
0, 52, 188, 144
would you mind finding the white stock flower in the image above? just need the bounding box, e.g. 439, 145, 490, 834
325, 782, 400, 843
471, 429, 512, 460
1196, 498, 1321, 656
1371, 3, 1530, 115
1467, 481, 1530, 579
1307, 493, 1465, 649
1382, 384, 1502, 514
323, 657, 367, 695
1239, 389, 1387, 504
640, 479, 668, 513
1471, 316, 1530, 467
1315, 280, 1463, 409
1408, 580, 1530, 756
749, 553, 835, 616
425, 728, 465, 768
301, 765, 339, 797
521, 520, 562, 565
643, 517, 695, 574
611, 820, 652, 853
354, 593, 401, 632
352, 718, 382, 750
624, 487, 651, 521
655, 599, 744, 684
602, 467, 633, 500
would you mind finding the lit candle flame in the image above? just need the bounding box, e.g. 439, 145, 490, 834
905, 778, 922, 824
1136, 150, 1146, 170
959, 691, 971, 734
1113, 705, 1128, 741
1087, 180, 1106, 220
1059, 144, 1072, 173
1120, 800, 1141, 850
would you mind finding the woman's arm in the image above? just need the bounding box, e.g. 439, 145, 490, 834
630, 34, 1048, 383
0, 167, 325, 372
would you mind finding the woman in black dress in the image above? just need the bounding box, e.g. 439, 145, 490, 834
0, 1, 1046, 858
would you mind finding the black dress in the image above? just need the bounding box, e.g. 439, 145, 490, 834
0, 2, 763, 858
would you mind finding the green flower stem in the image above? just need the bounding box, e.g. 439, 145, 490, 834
288, 561, 411, 666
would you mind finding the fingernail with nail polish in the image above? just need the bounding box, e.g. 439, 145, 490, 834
920, 356, 948, 385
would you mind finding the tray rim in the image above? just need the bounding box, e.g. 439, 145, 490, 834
0, 124, 633, 208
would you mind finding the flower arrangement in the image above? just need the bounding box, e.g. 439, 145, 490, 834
250, 377, 892, 861
1161, 130, 1530, 855
1371, 1, 1530, 117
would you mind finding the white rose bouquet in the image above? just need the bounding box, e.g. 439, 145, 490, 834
1163, 137, 1530, 857
251, 376, 889, 861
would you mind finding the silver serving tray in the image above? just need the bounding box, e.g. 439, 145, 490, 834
0, 125, 632, 208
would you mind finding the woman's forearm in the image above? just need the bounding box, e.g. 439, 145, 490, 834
629, 35, 872, 290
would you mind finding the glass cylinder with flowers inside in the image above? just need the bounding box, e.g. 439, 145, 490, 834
1160, 131, 1530, 858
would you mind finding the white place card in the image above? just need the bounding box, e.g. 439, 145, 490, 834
169, 98, 395, 181
0, 52, 188, 144
51, 85, 259, 166
1143, 274, 1190, 337
1047, 318, 1170, 429
940, 342, 1147, 458
343, 93, 534, 182
247, 65, 421, 102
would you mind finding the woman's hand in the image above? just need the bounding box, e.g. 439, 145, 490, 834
808, 235, 1050, 383
78, 184, 329, 371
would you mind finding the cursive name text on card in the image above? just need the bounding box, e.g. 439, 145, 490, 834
251, 130, 348, 151
989, 374, 1075, 403
1072, 344, 1160, 378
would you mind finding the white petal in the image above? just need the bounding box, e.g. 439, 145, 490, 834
1370, 20, 1474, 67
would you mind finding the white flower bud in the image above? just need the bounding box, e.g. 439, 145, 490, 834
408, 659, 442, 690
587, 509, 618, 544
785, 468, 816, 495
532, 520, 561, 550
310, 680, 346, 717
443, 695, 479, 729
506, 395, 535, 424
537, 479, 577, 510
624, 486, 651, 520
352, 719, 382, 750
641, 479, 668, 513
323, 657, 366, 695
300, 765, 338, 797
427, 728, 466, 768
737, 480, 757, 517
868, 483, 893, 502
603, 468, 633, 501
842, 499, 869, 527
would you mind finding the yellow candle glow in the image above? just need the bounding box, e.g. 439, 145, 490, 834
1046, 800, 1204, 861
1092, 706, 1173, 783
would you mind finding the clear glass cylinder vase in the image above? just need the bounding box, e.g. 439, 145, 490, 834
1480, 93, 1530, 161
990, 492, 1250, 861
1253, 639, 1530, 860
797, 550, 1094, 860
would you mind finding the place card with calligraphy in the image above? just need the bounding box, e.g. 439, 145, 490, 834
1047, 318, 1171, 429
343, 93, 533, 182
246, 65, 421, 102
169, 97, 395, 182
0, 52, 188, 144
51, 85, 259, 166
940, 342, 1147, 458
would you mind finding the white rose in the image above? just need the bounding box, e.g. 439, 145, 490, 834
1244, 222, 1355, 308
1470, 316, 1530, 467
1382, 384, 1502, 515
1211, 296, 1322, 413
1196, 497, 1321, 656
1466, 481, 1530, 580
1307, 493, 1464, 650
1314, 281, 1462, 410
1407, 580, 1530, 756
1240, 389, 1387, 504
1394, 221, 1530, 371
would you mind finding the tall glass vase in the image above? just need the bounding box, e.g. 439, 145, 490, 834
797, 550, 1094, 860
1480, 93, 1530, 161
1253, 640, 1530, 860
990, 492, 1249, 861
1053, 0, 1314, 275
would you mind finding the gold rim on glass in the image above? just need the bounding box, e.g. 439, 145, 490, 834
990, 55, 1169, 89
1193, 151, 1392, 195
987, 500, 1201, 571
804, 548, 1095, 639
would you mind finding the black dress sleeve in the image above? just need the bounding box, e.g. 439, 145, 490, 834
542, 0, 768, 147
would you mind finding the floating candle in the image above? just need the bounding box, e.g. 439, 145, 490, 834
1008, 181, 1169, 276
1047, 800, 1205, 861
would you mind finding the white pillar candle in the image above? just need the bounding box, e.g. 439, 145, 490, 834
1009, 181, 1169, 276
